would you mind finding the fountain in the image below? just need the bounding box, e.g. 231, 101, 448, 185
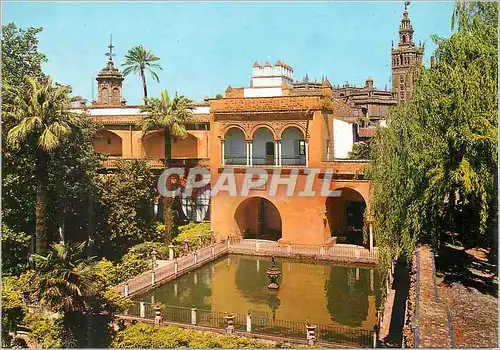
266, 256, 281, 290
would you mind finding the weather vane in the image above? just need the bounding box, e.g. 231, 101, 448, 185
105, 34, 115, 61
405, 1, 410, 11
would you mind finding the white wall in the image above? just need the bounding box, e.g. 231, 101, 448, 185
244, 87, 283, 98
333, 119, 355, 159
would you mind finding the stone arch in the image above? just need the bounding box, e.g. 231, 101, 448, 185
221, 124, 249, 140
224, 127, 247, 165
325, 187, 367, 246
172, 132, 198, 158
250, 124, 278, 141
279, 124, 306, 139
143, 130, 165, 158
281, 126, 306, 166
234, 197, 282, 241
94, 129, 122, 156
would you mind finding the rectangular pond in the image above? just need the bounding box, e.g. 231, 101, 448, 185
133, 254, 381, 331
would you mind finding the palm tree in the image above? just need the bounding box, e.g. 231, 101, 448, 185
31, 241, 97, 314
31, 240, 103, 347
139, 90, 193, 243
4, 77, 82, 254
139, 89, 194, 163
122, 45, 162, 102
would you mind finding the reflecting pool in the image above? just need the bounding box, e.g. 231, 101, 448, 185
134, 254, 381, 329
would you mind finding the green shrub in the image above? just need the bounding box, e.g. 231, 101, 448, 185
173, 222, 212, 253
128, 241, 169, 260
114, 253, 149, 284
111, 322, 275, 348
28, 317, 63, 349
94, 258, 117, 284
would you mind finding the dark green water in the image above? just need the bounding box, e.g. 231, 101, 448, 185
134, 254, 381, 329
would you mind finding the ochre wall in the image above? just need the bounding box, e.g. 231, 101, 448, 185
93, 129, 123, 156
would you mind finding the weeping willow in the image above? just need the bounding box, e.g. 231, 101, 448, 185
368, 1, 498, 284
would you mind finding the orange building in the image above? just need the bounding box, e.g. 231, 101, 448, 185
73, 5, 423, 250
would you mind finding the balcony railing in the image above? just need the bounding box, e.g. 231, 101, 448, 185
223, 155, 306, 167
101, 157, 209, 169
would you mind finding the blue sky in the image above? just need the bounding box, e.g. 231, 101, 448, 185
3, 1, 454, 105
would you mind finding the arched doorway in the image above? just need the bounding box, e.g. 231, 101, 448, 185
325, 188, 366, 246
234, 197, 282, 241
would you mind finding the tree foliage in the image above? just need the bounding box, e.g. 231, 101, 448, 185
368, 1, 498, 276
95, 159, 159, 259
1, 23, 46, 87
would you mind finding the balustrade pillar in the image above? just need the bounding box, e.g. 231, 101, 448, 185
256, 240, 260, 252
194, 251, 198, 265
287, 244, 292, 254
274, 141, 279, 166
191, 307, 197, 325
246, 313, 252, 333
151, 270, 156, 286
174, 258, 178, 275
124, 282, 129, 297
168, 244, 175, 261
139, 301, 146, 318
211, 244, 215, 257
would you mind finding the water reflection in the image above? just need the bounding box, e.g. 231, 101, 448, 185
134, 255, 380, 329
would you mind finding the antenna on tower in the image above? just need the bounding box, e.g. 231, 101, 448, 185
105, 34, 115, 61
92, 76, 94, 101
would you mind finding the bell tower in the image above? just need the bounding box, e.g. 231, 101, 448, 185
94, 35, 126, 106
391, 2, 424, 103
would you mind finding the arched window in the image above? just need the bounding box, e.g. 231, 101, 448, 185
101, 87, 109, 103
112, 87, 120, 104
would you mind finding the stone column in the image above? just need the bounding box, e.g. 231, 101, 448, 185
249, 142, 253, 166
191, 307, 197, 325
194, 251, 198, 265
246, 142, 250, 166
174, 258, 178, 275
151, 270, 156, 286
246, 312, 252, 333
274, 141, 279, 166
211, 244, 215, 258
278, 141, 282, 166
305, 140, 309, 167
168, 244, 175, 261
124, 282, 129, 297
221, 140, 225, 165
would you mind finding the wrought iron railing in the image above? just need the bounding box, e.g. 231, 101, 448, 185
121, 302, 375, 348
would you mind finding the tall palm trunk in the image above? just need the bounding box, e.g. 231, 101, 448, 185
163, 127, 174, 244
140, 67, 148, 103
35, 150, 48, 254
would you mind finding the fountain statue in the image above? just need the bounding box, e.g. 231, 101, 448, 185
266, 256, 281, 290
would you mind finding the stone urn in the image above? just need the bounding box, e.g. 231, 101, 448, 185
224, 314, 235, 334
266, 256, 281, 290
